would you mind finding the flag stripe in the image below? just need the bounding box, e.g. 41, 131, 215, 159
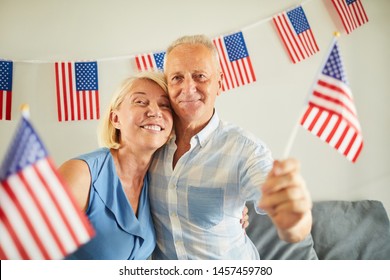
43, 159, 95, 242
135, 54, 157, 71
273, 6, 319, 63
0, 220, 22, 259
55, 62, 99, 122
15, 170, 65, 259
0, 60, 13, 120
309, 77, 361, 132
332, 0, 368, 34
30, 163, 77, 253
212, 32, 256, 92
0, 194, 32, 259
0, 184, 41, 259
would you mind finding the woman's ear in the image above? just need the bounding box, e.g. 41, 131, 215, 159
110, 111, 120, 129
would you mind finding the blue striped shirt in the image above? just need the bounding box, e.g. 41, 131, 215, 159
149, 112, 273, 259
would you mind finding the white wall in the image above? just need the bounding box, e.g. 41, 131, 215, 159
1, 0, 389, 214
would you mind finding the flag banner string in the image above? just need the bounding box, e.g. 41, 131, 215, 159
2, 0, 316, 64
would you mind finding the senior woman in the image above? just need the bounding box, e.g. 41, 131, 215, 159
59, 71, 173, 260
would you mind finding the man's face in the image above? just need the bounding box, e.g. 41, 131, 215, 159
164, 43, 222, 126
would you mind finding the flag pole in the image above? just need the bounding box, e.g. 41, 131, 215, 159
20, 103, 30, 119
282, 31, 341, 159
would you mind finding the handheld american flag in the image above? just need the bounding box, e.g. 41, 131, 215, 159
0, 60, 13, 121
273, 6, 319, 64
134, 51, 165, 72
0, 114, 95, 259
55, 61, 100, 122
331, 0, 369, 34
300, 38, 363, 163
213, 31, 256, 92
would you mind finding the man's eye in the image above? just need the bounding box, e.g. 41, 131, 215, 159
171, 76, 182, 83
196, 74, 207, 80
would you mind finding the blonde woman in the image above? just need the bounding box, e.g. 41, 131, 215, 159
59, 71, 173, 259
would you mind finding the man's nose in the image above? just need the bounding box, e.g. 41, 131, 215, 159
182, 78, 197, 94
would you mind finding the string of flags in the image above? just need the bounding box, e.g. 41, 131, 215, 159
0, 0, 369, 122
0, 1, 368, 162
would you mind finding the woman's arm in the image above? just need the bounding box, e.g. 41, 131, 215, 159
58, 159, 91, 212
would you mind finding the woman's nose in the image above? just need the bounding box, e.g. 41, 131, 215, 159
146, 104, 162, 118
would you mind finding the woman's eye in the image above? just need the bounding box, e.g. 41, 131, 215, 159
161, 103, 171, 109
135, 100, 147, 105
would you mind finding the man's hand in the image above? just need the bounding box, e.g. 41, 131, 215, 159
258, 158, 312, 242
241, 206, 249, 230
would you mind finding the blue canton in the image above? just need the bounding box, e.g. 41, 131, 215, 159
287, 6, 310, 34
322, 42, 348, 84
0, 60, 13, 91
346, 0, 357, 5
224, 32, 249, 62
0, 117, 47, 180
153, 52, 166, 70
75, 62, 99, 91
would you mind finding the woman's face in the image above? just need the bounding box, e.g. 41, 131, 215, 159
111, 79, 173, 153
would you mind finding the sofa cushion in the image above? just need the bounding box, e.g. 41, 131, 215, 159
311, 200, 390, 260
246, 203, 318, 260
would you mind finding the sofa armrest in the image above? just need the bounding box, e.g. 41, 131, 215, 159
311, 200, 390, 260
246, 200, 390, 260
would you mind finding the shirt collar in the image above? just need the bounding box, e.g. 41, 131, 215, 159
193, 111, 220, 148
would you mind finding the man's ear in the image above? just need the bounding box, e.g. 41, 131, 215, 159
217, 71, 224, 96
110, 111, 120, 129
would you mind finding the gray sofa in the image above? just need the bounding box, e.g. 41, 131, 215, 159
246, 200, 390, 260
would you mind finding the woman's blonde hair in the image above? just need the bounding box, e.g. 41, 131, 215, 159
98, 71, 167, 149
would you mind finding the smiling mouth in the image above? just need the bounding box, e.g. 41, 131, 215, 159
180, 99, 200, 104
141, 125, 163, 131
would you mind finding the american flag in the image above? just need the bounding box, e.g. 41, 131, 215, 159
0, 60, 13, 121
332, 0, 369, 34
273, 6, 319, 64
55, 61, 100, 122
135, 51, 165, 71
0, 115, 95, 259
300, 39, 363, 163
213, 31, 256, 92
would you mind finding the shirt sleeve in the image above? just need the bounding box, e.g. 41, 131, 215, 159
238, 138, 273, 210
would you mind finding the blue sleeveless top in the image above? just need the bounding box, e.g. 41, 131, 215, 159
66, 148, 156, 260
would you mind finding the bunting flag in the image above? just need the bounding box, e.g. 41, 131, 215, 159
0, 115, 95, 259
134, 51, 165, 71
273, 6, 319, 64
0, 60, 13, 121
55, 61, 100, 122
300, 39, 363, 163
331, 0, 369, 34
213, 31, 256, 92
